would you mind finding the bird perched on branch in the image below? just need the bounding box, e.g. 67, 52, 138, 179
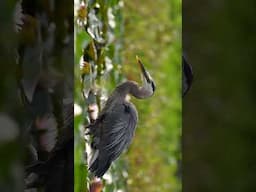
87, 56, 156, 177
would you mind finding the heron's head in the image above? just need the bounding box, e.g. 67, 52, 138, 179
136, 56, 156, 96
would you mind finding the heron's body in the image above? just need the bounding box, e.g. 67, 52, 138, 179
88, 58, 155, 177
88, 88, 138, 177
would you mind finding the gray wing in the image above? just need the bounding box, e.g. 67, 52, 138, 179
88, 102, 138, 177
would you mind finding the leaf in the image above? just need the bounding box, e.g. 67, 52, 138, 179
21, 28, 43, 102
0, 114, 19, 143
35, 115, 58, 152
81, 61, 91, 76
87, 8, 105, 43
83, 41, 97, 62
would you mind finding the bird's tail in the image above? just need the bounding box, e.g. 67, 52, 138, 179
89, 155, 111, 178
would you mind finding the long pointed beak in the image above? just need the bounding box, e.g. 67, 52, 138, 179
136, 56, 151, 83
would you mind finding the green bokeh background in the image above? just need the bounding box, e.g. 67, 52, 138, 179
183, 0, 256, 191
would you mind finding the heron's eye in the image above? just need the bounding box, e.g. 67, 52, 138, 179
151, 81, 156, 92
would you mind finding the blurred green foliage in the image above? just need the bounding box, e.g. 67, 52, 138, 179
123, 0, 181, 191
183, 0, 256, 191
75, 0, 181, 191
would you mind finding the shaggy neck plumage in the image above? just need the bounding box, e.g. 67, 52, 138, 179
115, 81, 152, 99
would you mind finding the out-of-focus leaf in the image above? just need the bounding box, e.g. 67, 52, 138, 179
21, 44, 43, 102
0, 114, 19, 143
20, 14, 43, 103
14, 0, 23, 32
19, 14, 38, 45
76, 2, 87, 26
84, 41, 97, 62
86, 7, 105, 44
81, 61, 91, 76
35, 115, 58, 152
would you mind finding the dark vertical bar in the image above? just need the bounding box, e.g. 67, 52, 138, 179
0, 0, 74, 191
0, 1, 25, 192
183, 0, 256, 191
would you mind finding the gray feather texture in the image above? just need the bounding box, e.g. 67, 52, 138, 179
89, 102, 138, 177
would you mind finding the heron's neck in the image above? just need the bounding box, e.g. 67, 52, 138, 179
116, 81, 152, 99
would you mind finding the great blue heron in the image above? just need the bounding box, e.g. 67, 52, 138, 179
87, 56, 156, 177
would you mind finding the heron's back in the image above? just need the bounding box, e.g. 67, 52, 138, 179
88, 101, 138, 177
